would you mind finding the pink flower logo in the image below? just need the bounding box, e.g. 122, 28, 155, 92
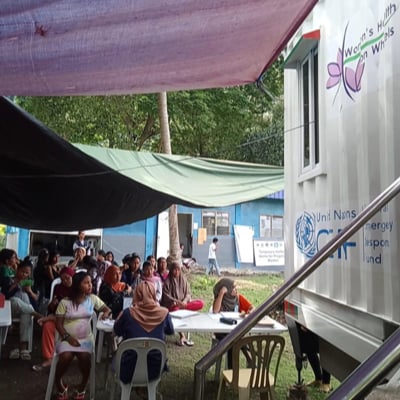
326, 23, 365, 103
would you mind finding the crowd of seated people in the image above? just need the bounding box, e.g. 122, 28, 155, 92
0, 236, 207, 400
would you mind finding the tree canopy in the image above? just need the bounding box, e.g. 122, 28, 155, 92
16, 59, 283, 165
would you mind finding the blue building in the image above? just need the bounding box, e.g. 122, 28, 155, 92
8, 191, 284, 271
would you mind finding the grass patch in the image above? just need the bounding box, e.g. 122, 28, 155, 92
157, 272, 336, 399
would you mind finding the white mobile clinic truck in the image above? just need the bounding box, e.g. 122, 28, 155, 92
283, 0, 400, 383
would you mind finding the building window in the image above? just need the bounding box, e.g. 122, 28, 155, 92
202, 211, 230, 236
260, 215, 283, 238
300, 47, 319, 171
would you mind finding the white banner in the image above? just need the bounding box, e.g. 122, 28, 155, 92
233, 225, 254, 263
254, 240, 284, 266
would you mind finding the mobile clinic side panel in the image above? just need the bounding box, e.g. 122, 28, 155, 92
283, 0, 400, 380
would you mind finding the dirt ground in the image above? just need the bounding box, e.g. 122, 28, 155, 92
0, 322, 119, 400
0, 269, 286, 400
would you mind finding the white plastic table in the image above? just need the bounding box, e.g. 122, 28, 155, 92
96, 311, 287, 363
170, 311, 287, 334
0, 300, 12, 359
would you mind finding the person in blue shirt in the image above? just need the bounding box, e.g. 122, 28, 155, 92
121, 254, 142, 291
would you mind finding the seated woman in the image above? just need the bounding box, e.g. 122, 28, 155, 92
47, 250, 62, 282
213, 278, 254, 315
32, 267, 75, 372
212, 278, 254, 368
121, 254, 142, 291
68, 247, 86, 270
155, 257, 169, 282
33, 248, 51, 303
113, 281, 174, 394
2, 255, 42, 360
0, 248, 18, 284
82, 255, 102, 295
105, 251, 119, 267
54, 271, 111, 400
142, 261, 162, 303
161, 261, 204, 346
99, 265, 132, 319
146, 254, 157, 270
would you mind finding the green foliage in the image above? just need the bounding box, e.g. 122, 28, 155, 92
234, 99, 284, 166
16, 95, 159, 151
15, 59, 284, 165
0, 224, 5, 248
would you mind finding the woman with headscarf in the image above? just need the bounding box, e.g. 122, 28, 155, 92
212, 278, 254, 315
99, 265, 132, 319
113, 281, 174, 391
161, 261, 204, 346
212, 278, 254, 368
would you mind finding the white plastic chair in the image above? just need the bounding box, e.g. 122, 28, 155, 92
109, 337, 166, 400
45, 312, 97, 400
49, 277, 61, 302
76, 268, 88, 274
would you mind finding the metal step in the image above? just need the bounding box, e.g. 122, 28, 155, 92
366, 366, 400, 400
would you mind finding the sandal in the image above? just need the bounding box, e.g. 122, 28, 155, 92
32, 361, 51, 372
9, 348, 20, 359
73, 389, 86, 400
175, 340, 184, 347
319, 384, 332, 393
306, 379, 322, 387
183, 339, 194, 347
32, 364, 44, 372
20, 350, 31, 360
56, 384, 68, 400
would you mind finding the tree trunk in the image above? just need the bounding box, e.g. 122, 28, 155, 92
158, 92, 180, 261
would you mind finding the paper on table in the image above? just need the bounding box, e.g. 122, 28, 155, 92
170, 309, 199, 319
123, 297, 133, 309
220, 312, 241, 320
256, 316, 275, 327
172, 319, 188, 328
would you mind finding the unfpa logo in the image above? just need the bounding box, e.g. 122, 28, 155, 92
295, 212, 317, 258
296, 211, 357, 260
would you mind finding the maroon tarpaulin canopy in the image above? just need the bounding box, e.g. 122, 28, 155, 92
0, 0, 317, 96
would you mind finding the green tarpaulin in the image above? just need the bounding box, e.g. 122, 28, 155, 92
75, 144, 284, 208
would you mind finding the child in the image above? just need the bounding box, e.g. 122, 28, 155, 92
3, 256, 42, 360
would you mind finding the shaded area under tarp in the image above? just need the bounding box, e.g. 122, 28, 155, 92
0, 98, 283, 231
0, 0, 318, 96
